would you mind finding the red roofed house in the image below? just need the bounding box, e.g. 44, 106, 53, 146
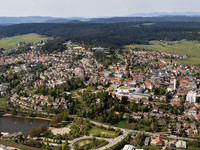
156, 136, 164, 146
144, 82, 153, 89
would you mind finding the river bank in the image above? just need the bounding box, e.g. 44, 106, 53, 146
2, 113, 51, 121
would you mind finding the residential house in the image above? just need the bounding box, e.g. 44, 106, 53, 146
155, 136, 164, 146
186, 128, 193, 135
185, 108, 197, 116
122, 145, 135, 150
186, 91, 197, 103
158, 120, 167, 126
151, 136, 164, 146
144, 137, 150, 145
176, 141, 186, 149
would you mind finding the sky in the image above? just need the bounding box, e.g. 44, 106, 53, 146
0, 0, 200, 17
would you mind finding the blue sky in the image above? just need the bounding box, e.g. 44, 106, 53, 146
1, 0, 200, 17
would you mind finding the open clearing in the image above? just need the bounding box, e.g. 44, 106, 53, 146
126, 40, 200, 65
0, 33, 50, 49
0, 97, 7, 107
88, 126, 118, 138
49, 127, 70, 135
73, 138, 108, 150
78, 140, 92, 147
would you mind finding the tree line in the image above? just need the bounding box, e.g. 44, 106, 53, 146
0, 22, 200, 50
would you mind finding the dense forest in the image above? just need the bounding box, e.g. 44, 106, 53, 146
0, 22, 200, 49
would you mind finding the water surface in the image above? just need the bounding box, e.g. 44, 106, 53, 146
0, 116, 49, 134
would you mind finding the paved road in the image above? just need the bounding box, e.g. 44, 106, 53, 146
68, 117, 198, 150
68, 136, 109, 150
69, 136, 93, 150
95, 130, 129, 150
68, 130, 129, 150
90, 119, 198, 142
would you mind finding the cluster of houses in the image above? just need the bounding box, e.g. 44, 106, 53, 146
10, 92, 69, 111
0, 83, 9, 96
123, 135, 187, 150
146, 136, 186, 149
0, 41, 200, 140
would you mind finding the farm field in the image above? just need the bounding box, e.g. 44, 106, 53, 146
126, 40, 200, 65
0, 33, 50, 49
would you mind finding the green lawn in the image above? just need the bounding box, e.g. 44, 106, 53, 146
187, 146, 200, 150
88, 126, 118, 138
0, 97, 7, 107
112, 121, 134, 130
73, 138, 108, 150
126, 40, 200, 65
27, 89, 37, 95
0, 33, 50, 49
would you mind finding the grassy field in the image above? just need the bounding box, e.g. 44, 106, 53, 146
27, 89, 37, 95
126, 40, 200, 65
0, 97, 7, 107
73, 138, 108, 150
0, 33, 50, 49
88, 126, 118, 138
112, 121, 134, 130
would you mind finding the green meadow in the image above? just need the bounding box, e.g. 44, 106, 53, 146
73, 138, 108, 150
88, 126, 119, 138
0, 97, 7, 107
126, 40, 200, 65
0, 33, 50, 49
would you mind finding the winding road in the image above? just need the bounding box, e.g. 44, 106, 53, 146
68, 118, 198, 150
68, 130, 129, 150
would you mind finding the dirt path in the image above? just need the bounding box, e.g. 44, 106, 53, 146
0, 139, 42, 150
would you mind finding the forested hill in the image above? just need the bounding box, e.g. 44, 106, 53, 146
0, 22, 200, 48
2, 16, 200, 24
82, 16, 200, 23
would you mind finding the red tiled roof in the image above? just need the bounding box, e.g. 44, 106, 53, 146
156, 136, 163, 143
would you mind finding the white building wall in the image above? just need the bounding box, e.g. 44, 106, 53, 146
186, 91, 197, 103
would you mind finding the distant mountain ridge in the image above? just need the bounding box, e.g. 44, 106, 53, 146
0, 16, 63, 25
130, 12, 200, 17
1, 12, 200, 25
84, 16, 200, 23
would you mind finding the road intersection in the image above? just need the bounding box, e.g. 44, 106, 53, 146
68, 119, 198, 150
